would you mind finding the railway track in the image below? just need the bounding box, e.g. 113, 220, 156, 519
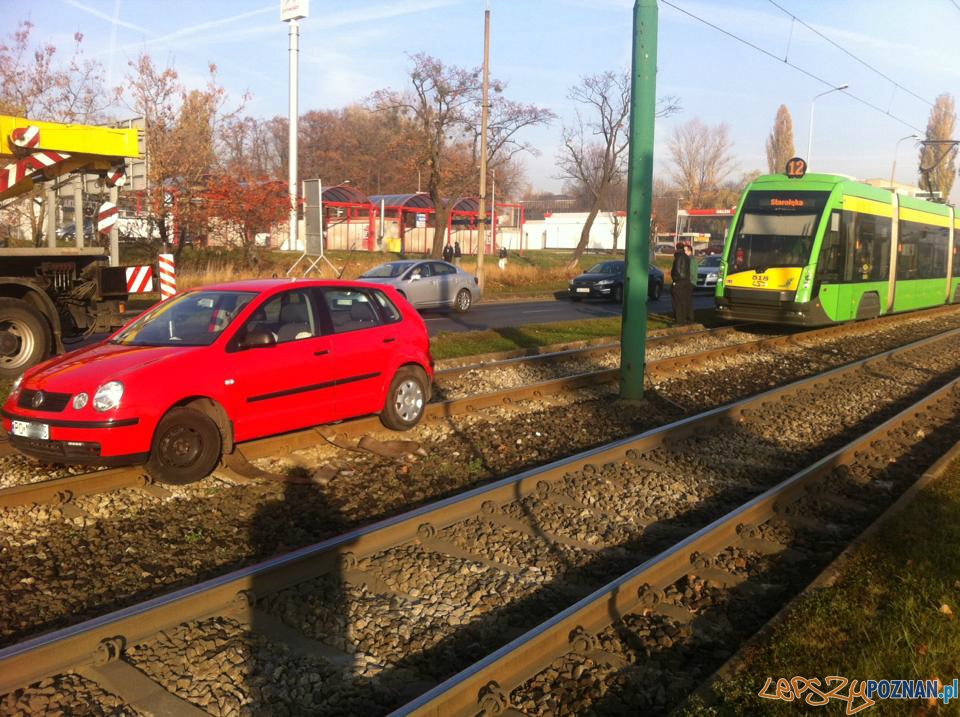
2, 323, 960, 715
1, 307, 955, 507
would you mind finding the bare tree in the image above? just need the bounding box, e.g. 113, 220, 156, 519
0, 21, 111, 246
556, 70, 679, 269
765, 104, 795, 174
919, 93, 957, 201
371, 53, 552, 257
667, 118, 736, 208
121, 54, 245, 252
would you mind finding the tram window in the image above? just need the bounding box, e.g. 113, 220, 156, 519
817, 211, 846, 282
898, 221, 948, 279
849, 212, 890, 282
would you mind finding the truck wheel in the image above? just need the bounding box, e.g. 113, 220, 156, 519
0, 298, 50, 379
146, 407, 222, 485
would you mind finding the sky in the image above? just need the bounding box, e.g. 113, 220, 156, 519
14, 0, 960, 200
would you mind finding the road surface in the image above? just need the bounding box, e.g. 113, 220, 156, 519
421, 291, 716, 335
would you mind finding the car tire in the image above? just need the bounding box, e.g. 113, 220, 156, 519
649, 280, 662, 301
0, 298, 50, 379
612, 285, 623, 303
454, 289, 472, 313
146, 407, 222, 485
380, 366, 428, 431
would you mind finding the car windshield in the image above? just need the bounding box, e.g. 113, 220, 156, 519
111, 290, 256, 347
361, 263, 409, 278
586, 262, 622, 275
700, 256, 722, 268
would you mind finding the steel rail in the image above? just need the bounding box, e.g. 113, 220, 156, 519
396, 369, 960, 716
1, 325, 958, 696
0, 305, 957, 508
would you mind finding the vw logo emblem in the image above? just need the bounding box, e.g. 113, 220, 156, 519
31, 391, 44, 409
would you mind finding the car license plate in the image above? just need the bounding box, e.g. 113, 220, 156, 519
11, 420, 49, 440
576, 287, 590, 293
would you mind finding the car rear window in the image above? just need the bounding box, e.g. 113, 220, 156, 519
370, 290, 402, 323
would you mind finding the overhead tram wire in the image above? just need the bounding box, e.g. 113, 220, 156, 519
659, 0, 925, 134
767, 0, 935, 108
952, 0, 960, 13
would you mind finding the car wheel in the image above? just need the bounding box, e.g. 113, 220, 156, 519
649, 280, 662, 301
0, 298, 50, 378
380, 366, 428, 431
612, 284, 623, 303
454, 288, 472, 313
146, 407, 222, 485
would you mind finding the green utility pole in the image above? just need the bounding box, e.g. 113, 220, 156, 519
619, 0, 658, 400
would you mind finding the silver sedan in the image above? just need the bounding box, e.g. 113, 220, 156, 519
358, 259, 481, 312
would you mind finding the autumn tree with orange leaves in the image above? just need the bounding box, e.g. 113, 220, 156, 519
200, 175, 289, 262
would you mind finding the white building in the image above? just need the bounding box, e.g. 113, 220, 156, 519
522, 211, 626, 251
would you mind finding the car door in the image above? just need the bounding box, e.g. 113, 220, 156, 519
403, 262, 438, 306
320, 287, 399, 418
429, 261, 458, 305
222, 288, 335, 442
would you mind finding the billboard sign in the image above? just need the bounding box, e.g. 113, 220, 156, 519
281, 0, 309, 20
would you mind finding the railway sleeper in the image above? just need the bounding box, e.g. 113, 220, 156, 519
479, 503, 603, 552
76, 660, 209, 717
416, 529, 522, 575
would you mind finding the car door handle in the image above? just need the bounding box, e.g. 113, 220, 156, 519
314, 349, 330, 356
383, 337, 396, 343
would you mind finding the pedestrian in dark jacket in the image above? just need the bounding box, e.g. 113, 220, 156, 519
442, 243, 454, 263
453, 241, 462, 266
671, 243, 694, 324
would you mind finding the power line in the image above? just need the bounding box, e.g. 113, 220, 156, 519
952, 0, 960, 13
767, 0, 934, 107
659, 0, 925, 134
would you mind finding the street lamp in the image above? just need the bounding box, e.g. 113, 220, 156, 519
807, 84, 848, 167
890, 134, 920, 189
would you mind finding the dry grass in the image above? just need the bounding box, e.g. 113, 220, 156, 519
173, 249, 592, 295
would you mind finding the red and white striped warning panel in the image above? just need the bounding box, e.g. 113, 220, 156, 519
158, 253, 177, 299
125, 265, 154, 294
97, 202, 118, 235
106, 164, 127, 187
0, 150, 71, 197
10, 125, 40, 150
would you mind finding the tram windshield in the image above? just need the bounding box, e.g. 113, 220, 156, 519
728, 191, 830, 273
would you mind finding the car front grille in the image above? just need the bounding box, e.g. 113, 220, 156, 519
17, 389, 72, 412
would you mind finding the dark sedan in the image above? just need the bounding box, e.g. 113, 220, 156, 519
568, 260, 664, 302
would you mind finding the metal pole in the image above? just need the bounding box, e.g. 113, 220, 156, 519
619, 0, 658, 400
45, 186, 57, 248
476, 7, 491, 290
806, 84, 847, 167
73, 177, 84, 249
288, 18, 299, 252
890, 134, 919, 189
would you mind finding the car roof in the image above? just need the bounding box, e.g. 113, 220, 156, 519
195, 278, 390, 294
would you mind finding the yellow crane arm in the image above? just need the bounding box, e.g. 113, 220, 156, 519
0, 115, 140, 201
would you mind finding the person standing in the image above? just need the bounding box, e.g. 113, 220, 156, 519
498, 245, 508, 270
453, 240, 462, 267
671, 243, 693, 325
442, 242, 454, 263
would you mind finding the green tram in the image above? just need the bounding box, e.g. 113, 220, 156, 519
715, 172, 960, 325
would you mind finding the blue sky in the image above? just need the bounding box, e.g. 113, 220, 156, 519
15, 0, 960, 198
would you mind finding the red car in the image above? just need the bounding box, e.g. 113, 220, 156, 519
2, 279, 433, 484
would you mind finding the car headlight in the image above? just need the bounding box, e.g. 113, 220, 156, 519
707, 273, 718, 280
596, 279, 614, 285
8, 374, 23, 399
93, 381, 124, 412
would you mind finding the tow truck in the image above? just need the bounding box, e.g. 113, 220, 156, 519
0, 115, 143, 378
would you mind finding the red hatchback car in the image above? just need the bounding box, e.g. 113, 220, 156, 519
2, 279, 433, 484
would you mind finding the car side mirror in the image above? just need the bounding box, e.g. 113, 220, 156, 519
240, 330, 277, 349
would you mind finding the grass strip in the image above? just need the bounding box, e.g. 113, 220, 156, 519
430, 316, 671, 360
690, 456, 960, 715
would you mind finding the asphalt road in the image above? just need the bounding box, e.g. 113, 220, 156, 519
420, 290, 717, 335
